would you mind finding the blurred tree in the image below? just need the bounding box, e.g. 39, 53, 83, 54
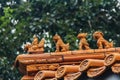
0, 0, 120, 79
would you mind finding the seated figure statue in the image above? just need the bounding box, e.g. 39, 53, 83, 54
24, 43, 32, 52
77, 33, 90, 50
53, 34, 69, 52
93, 31, 113, 49
38, 38, 45, 52
24, 35, 45, 53
31, 35, 39, 50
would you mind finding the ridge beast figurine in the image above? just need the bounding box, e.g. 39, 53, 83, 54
53, 34, 69, 52
93, 31, 113, 49
77, 33, 91, 50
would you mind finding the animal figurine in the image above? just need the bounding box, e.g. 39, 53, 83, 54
77, 33, 90, 50
53, 34, 69, 52
93, 31, 113, 49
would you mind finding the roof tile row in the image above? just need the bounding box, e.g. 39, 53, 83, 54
14, 48, 120, 80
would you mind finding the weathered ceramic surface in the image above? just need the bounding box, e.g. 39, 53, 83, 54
93, 31, 113, 49
53, 34, 69, 52
77, 33, 90, 50
14, 32, 120, 80
24, 35, 45, 53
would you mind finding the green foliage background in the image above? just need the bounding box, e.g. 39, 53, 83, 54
0, 0, 120, 80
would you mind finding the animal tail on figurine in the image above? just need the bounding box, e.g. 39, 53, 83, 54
66, 43, 69, 50
66, 43, 69, 46
110, 41, 114, 47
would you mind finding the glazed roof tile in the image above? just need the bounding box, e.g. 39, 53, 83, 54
14, 48, 120, 80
